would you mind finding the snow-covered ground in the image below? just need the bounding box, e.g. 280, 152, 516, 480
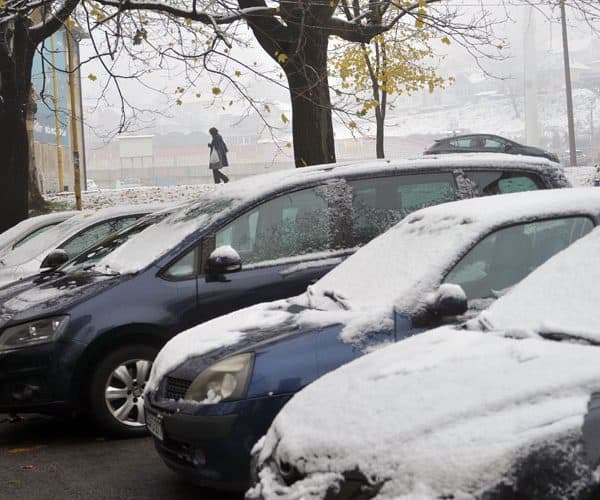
45, 184, 216, 210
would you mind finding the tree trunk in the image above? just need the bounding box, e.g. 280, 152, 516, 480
285, 29, 335, 167
27, 88, 45, 210
0, 20, 34, 232
375, 107, 384, 159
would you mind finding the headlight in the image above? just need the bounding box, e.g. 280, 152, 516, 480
184, 353, 254, 404
0, 316, 69, 351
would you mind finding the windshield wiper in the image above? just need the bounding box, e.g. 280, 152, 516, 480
538, 330, 599, 346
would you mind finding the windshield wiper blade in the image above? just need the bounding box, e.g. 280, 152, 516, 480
538, 331, 599, 346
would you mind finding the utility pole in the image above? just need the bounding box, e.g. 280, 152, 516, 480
49, 34, 65, 189
524, 6, 539, 146
66, 27, 82, 210
560, 0, 577, 166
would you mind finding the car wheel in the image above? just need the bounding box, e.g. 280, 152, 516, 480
89, 344, 158, 437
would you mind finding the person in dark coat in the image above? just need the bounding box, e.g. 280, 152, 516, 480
208, 127, 230, 184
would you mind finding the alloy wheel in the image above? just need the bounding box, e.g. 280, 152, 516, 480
104, 358, 152, 427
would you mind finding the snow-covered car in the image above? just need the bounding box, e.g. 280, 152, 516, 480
144, 187, 600, 491
0, 205, 163, 287
0, 156, 566, 437
249, 226, 600, 500
0, 211, 77, 259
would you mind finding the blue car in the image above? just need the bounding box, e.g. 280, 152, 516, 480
145, 188, 600, 490
0, 156, 566, 436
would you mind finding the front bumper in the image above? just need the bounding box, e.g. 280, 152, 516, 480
146, 392, 293, 491
0, 340, 81, 414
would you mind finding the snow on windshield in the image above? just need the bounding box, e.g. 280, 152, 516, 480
95, 197, 238, 274
477, 226, 600, 342
254, 327, 600, 499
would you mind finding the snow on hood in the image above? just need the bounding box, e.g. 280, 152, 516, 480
474, 226, 600, 343
146, 297, 355, 393
312, 187, 600, 314
253, 327, 600, 499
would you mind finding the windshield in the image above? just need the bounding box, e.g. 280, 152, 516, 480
62, 212, 168, 273
309, 211, 485, 313
474, 227, 600, 343
69, 196, 238, 276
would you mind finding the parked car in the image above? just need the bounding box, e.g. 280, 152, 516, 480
115, 178, 142, 189
424, 134, 560, 163
0, 156, 565, 437
0, 205, 162, 288
144, 187, 600, 490
249, 226, 600, 500
0, 211, 77, 259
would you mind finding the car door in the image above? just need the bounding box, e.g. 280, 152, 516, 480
191, 183, 350, 324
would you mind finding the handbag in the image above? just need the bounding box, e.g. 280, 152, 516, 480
209, 148, 222, 169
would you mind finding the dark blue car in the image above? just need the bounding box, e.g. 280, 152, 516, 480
145, 188, 600, 490
0, 156, 567, 436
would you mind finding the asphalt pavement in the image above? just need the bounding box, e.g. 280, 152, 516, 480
0, 414, 244, 500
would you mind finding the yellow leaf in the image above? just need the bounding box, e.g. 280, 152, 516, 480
348, 121, 357, 129
176, 99, 182, 105
185, 18, 192, 26
441, 36, 451, 45
234, 70, 241, 77
285, 142, 292, 148
87, 73, 97, 81
281, 113, 289, 124
276, 52, 288, 63
264, 104, 271, 112
211, 87, 221, 95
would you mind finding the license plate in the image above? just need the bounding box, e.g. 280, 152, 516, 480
146, 410, 164, 441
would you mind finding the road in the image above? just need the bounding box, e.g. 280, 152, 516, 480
0, 414, 244, 500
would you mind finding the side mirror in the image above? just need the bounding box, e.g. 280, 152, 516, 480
40, 249, 69, 270
205, 245, 242, 276
428, 283, 468, 317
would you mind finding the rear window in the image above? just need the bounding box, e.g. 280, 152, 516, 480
465, 171, 543, 195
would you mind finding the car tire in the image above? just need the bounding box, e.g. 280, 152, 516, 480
89, 344, 158, 437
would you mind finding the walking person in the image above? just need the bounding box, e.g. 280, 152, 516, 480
208, 127, 230, 184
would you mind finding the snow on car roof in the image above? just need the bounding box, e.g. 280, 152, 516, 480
255, 230, 600, 498
0, 204, 166, 267
478, 225, 600, 343
313, 187, 600, 315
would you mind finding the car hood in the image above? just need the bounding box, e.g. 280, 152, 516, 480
147, 292, 393, 393
251, 327, 600, 500
0, 270, 120, 328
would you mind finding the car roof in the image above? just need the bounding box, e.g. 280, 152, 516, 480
434, 133, 511, 142
204, 153, 562, 209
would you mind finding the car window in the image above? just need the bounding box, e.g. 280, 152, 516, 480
215, 186, 331, 265
444, 216, 594, 300
59, 215, 142, 259
349, 173, 456, 246
162, 247, 198, 280
13, 223, 59, 248
483, 137, 505, 149
449, 138, 472, 148
465, 171, 543, 195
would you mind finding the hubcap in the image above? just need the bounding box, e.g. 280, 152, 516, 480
104, 358, 152, 428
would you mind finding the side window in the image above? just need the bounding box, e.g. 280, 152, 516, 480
444, 216, 594, 300
483, 137, 505, 150
13, 223, 59, 248
465, 171, 543, 195
215, 186, 331, 265
349, 173, 456, 246
162, 247, 198, 280
59, 216, 141, 259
